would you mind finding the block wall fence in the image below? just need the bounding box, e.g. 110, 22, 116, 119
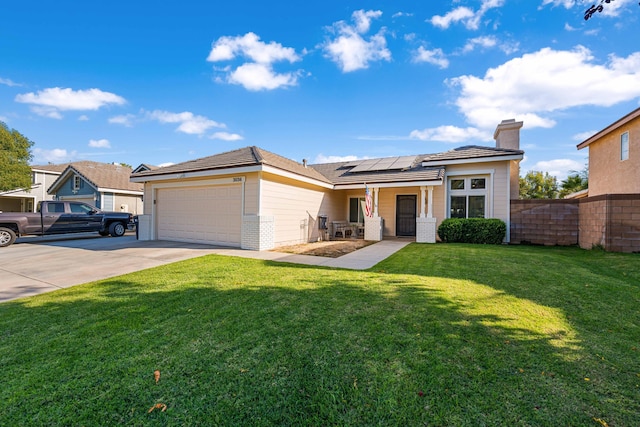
510, 194, 640, 253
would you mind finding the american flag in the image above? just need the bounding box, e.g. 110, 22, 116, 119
364, 185, 373, 217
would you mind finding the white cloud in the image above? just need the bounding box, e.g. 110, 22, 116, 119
210, 131, 244, 141
430, 0, 505, 30
409, 125, 492, 143
207, 32, 299, 64
412, 47, 449, 69
463, 36, 497, 52
228, 63, 299, 91
89, 138, 111, 148
32, 148, 78, 164
207, 32, 302, 91
147, 110, 225, 135
15, 87, 126, 118
108, 114, 136, 127
322, 9, 391, 73
461, 36, 519, 55
392, 12, 413, 19
573, 130, 596, 141
157, 162, 175, 168
530, 158, 583, 181
313, 154, 363, 164
78, 115, 89, 121
0, 77, 20, 87
430, 7, 475, 29
449, 46, 640, 130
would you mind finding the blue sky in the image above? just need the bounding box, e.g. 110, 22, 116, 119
1, 0, 639, 180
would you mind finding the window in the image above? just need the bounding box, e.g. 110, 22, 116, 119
70, 203, 94, 214
73, 175, 81, 190
621, 132, 629, 161
49, 202, 65, 213
448, 176, 488, 219
349, 197, 365, 223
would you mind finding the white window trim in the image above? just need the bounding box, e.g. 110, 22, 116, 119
444, 170, 494, 219
621, 131, 629, 161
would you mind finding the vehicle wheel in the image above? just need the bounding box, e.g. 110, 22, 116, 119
0, 227, 17, 247
109, 222, 126, 237
98, 231, 109, 236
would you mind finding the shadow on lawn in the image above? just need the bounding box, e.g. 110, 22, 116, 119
3, 253, 636, 426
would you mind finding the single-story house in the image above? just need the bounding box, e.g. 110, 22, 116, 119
0, 164, 67, 213
49, 161, 144, 214
131, 119, 524, 250
577, 106, 640, 197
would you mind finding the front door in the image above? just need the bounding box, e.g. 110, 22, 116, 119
396, 195, 416, 237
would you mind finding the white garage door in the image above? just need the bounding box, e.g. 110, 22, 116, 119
156, 184, 242, 247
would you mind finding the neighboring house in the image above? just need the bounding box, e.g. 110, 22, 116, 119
131, 119, 524, 250
132, 163, 159, 174
49, 161, 144, 214
0, 164, 67, 213
577, 107, 640, 197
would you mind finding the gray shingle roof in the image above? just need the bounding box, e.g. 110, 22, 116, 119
421, 145, 523, 163
131, 146, 333, 184
132, 145, 521, 187
50, 161, 143, 193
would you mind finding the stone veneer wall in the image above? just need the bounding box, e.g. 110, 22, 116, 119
510, 194, 640, 253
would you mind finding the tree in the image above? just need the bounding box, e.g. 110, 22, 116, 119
559, 166, 588, 198
584, 0, 640, 20
0, 122, 35, 192
519, 171, 559, 199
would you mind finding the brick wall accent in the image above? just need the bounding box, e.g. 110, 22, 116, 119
511, 194, 640, 253
579, 194, 640, 253
510, 199, 579, 246
242, 215, 275, 251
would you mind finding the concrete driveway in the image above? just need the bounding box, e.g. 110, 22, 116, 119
0, 233, 226, 303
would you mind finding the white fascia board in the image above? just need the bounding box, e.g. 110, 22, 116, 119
422, 155, 523, 167
261, 165, 334, 189
31, 168, 62, 175
335, 180, 443, 190
130, 165, 263, 183
96, 188, 144, 196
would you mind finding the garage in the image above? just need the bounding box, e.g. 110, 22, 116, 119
156, 184, 242, 247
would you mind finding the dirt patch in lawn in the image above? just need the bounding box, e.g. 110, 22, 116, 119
272, 240, 376, 258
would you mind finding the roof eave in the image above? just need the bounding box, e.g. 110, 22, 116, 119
422, 154, 523, 166
577, 107, 640, 150
334, 179, 443, 190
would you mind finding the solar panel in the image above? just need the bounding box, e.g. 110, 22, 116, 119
349, 156, 416, 173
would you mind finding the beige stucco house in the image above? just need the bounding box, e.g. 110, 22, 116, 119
131, 120, 524, 250
577, 107, 640, 197
0, 164, 67, 213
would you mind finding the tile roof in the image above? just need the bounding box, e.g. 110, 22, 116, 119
50, 161, 143, 193
421, 145, 523, 163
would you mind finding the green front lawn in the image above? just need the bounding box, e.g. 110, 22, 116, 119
1, 244, 638, 426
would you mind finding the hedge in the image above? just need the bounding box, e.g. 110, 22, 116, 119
437, 218, 506, 244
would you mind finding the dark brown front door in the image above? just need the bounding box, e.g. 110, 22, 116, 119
396, 195, 416, 236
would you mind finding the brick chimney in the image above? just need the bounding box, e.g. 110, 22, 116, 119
494, 119, 523, 150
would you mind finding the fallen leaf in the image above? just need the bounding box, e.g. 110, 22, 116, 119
593, 417, 608, 427
584, 377, 590, 381
418, 390, 424, 397
148, 403, 167, 413
154, 370, 160, 384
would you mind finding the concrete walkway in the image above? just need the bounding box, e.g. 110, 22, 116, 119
215, 239, 411, 270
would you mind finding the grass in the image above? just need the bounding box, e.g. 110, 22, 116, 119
0, 244, 638, 426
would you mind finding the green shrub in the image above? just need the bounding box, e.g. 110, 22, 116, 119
438, 218, 506, 244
